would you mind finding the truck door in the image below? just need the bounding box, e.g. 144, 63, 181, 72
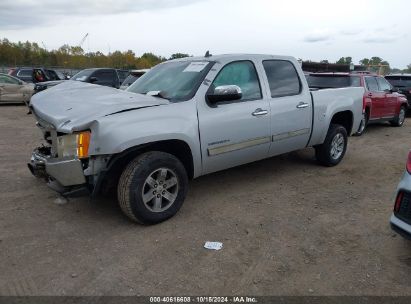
376, 77, 397, 118
364, 76, 384, 119
197, 60, 271, 175
260, 60, 312, 156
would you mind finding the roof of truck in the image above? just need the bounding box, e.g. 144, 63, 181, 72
386, 73, 411, 77
170, 53, 297, 64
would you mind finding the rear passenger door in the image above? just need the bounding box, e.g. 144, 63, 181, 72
260, 60, 312, 156
376, 77, 397, 117
364, 76, 384, 119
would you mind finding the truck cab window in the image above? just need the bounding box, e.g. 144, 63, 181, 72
263, 60, 301, 98
365, 77, 379, 92
212, 61, 262, 101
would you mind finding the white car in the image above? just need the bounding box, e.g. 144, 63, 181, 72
391, 151, 411, 239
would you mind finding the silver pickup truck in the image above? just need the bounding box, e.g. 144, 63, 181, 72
28, 54, 364, 224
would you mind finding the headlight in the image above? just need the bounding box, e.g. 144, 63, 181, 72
57, 131, 91, 159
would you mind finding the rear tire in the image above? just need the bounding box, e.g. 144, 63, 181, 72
390, 106, 406, 127
315, 124, 348, 167
117, 151, 188, 224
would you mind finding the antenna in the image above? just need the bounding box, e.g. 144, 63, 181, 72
41, 41, 47, 51
205, 50, 212, 58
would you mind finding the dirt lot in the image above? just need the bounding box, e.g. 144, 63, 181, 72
1, 105, 411, 296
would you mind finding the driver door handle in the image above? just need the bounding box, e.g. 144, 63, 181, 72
252, 108, 268, 116
296, 102, 309, 109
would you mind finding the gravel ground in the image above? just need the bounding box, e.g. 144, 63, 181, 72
1, 105, 411, 296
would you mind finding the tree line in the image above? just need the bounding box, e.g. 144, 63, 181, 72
1, 37, 410, 74
0, 38, 191, 69
321, 56, 411, 74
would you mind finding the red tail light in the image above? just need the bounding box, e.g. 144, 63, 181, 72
395, 192, 404, 212
407, 151, 411, 174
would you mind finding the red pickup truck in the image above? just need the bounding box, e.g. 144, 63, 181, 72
306, 72, 408, 135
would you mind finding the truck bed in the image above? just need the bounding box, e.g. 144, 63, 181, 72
308, 87, 364, 146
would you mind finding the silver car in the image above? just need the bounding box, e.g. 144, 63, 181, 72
0, 73, 34, 104
391, 151, 411, 239
28, 54, 364, 224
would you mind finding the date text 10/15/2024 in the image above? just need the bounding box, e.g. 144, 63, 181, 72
149, 296, 258, 303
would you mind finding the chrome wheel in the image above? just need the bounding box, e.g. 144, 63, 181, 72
142, 168, 179, 212
399, 108, 405, 125
330, 133, 344, 160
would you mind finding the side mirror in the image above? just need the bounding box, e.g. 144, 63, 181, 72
207, 85, 242, 104
89, 76, 98, 83
391, 87, 399, 93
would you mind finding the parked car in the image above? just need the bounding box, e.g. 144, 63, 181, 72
71, 68, 127, 89
120, 69, 149, 90
390, 150, 411, 239
34, 68, 128, 93
385, 74, 411, 108
9, 67, 67, 83
307, 72, 408, 135
0, 73, 34, 104
28, 54, 363, 224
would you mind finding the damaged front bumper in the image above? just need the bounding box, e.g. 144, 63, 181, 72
28, 146, 90, 197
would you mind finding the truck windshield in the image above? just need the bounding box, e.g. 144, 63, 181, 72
307, 75, 361, 89
127, 61, 213, 101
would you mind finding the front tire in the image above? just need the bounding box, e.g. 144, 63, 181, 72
390, 106, 406, 127
315, 124, 348, 167
117, 151, 188, 224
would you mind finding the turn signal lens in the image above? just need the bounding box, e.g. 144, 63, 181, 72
77, 131, 90, 159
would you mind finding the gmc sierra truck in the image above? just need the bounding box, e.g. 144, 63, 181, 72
28, 54, 364, 224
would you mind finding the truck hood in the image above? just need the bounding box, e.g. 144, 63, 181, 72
30, 81, 169, 132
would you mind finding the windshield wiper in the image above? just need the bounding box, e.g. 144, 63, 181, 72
144, 90, 169, 100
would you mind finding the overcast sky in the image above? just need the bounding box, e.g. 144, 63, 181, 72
0, 0, 410, 68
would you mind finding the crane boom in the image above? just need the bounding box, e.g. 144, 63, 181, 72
79, 33, 89, 47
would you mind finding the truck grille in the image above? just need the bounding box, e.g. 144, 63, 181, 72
395, 191, 411, 225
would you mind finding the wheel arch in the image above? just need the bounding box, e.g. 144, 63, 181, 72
330, 110, 354, 135
93, 139, 195, 196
